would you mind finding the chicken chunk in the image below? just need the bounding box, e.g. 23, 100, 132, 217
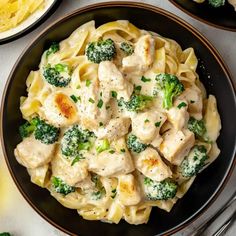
94, 117, 131, 141
43, 92, 78, 127
159, 129, 195, 165
14, 135, 56, 169
88, 150, 134, 177
98, 61, 133, 102
131, 110, 166, 143
117, 174, 141, 206
122, 35, 155, 74
178, 86, 203, 120
78, 79, 110, 129
51, 149, 88, 186
166, 99, 189, 130
134, 147, 172, 182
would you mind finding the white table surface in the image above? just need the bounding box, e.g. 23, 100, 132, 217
0, 0, 235, 235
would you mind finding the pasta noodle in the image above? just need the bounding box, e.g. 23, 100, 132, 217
14, 20, 221, 225
0, 0, 45, 32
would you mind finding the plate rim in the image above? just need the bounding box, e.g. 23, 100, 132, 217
168, 0, 236, 32
0, 0, 62, 45
1, 1, 236, 236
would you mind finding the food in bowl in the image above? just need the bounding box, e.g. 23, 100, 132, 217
14, 20, 222, 225
193, 0, 236, 10
0, 0, 46, 32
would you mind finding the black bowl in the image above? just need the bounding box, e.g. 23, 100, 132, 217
1, 2, 236, 236
169, 0, 236, 31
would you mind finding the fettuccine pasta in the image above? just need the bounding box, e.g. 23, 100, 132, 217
0, 0, 45, 32
14, 21, 221, 225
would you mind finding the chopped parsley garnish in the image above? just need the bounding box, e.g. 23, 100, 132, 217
109, 150, 115, 154
120, 148, 126, 153
134, 85, 142, 92
111, 188, 117, 199
71, 155, 85, 166
86, 79, 91, 87
99, 122, 104, 127
190, 100, 195, 104
111, 91, 117, 98
155, 121, 161, 127
141, 76, 151, 82
97, 99, 103, 108
89, 98, 95, 103
70, 95, 78, 103
144, 119, 150, 123
177, 102, 187, 109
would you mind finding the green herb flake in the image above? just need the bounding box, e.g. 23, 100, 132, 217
144, 119, 150, 123
134, 85, 142, 92
190, 100, 195, 104
96, 139, 110, 153
120, 148, 126, 153
99, 122, 104, 127
89, 98, 95, 103
155, 121, 161, 127
71, 155, 85, 166
70, 95, 78, 103
109, 150, 115, 154
111, 91, 117, 98
111, 188, 117, 199
97, 99, 104, 108
86, 79, 91, 87
106, 105, 111, 110
141, 76, 151, 83
177, 102, 187, 109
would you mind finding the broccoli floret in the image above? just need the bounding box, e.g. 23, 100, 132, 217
85, 38, 116, 64
43, 63, 71, 87
125, 94, 153, 112
61, 125, 95, 158
19, 117, 59, 144
34, 118, 60, 144
0, 233, 11, 236
120, 42, 134, 56
208, 0, 225, 7
180, 145, 208, 177
155, 73, 184, 109
127, 134, 147, 153
188, 117, 208, 141
46, 42, 59, 58
143, 177, 177, 201
19, 118, 38, 138
52, 176, 75, 195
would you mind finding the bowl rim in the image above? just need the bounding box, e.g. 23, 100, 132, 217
0, 0, 62, 45
1, 1, 236, 236
168, 0, 236, 32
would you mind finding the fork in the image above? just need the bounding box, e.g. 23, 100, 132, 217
189, 190, 236, 236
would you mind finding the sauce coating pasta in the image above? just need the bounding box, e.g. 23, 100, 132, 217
14, 21, 221, 225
